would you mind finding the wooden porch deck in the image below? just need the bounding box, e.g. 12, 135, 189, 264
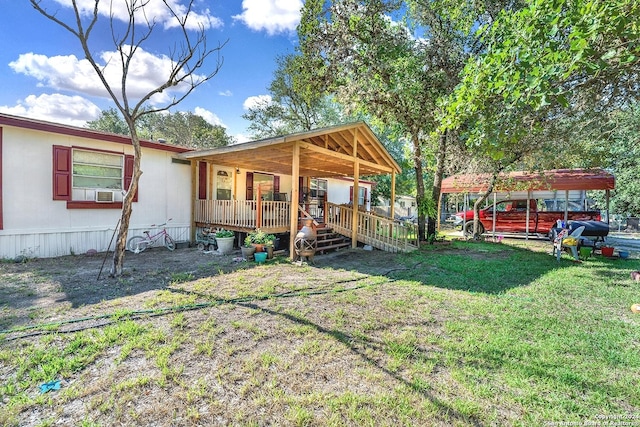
194, 200, 419, 253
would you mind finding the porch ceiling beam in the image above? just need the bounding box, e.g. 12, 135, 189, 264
299, 141, 393, 174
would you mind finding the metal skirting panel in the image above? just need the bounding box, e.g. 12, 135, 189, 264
0, 226, 191, 259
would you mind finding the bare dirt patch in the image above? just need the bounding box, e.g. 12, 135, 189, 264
2, 247, 478, 426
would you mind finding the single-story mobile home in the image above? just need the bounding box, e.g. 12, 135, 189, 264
0, 113, 192, 259
0, 114, 417, 259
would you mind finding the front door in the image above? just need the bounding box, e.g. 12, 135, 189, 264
215, 168, 233, 200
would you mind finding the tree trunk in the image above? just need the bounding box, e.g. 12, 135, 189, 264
472, 170, 500, 240
412, 134, 427, 242
110, 132, 143, 277
427, 130, 447, 238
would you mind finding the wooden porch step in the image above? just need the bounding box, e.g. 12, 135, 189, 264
315, 227, 351, 254
316, 241, 351, 253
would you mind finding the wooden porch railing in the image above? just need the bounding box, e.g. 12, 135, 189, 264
195, 200, 418, 252
325, 202, 419, 253
195, 200, 290, 232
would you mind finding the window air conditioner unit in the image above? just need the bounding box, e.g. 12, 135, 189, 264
95, 190, 115, 203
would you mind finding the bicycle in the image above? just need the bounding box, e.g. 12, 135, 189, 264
127, 220, 176, 253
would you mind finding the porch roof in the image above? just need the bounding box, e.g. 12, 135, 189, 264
180, 122, 402, 178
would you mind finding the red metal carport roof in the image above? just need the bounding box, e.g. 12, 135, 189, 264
441, 168, 615, 194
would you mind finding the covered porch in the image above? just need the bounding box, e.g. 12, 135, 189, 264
181, 122, 418, 256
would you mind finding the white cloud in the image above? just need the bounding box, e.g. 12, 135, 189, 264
49, 0, 223, 31
218, 90, 233, 97
233, 0, 302, 35
194, 107, 225, 127
234, 133, 252, 144
243, 94, 273, 110
9, 48, 206, 106
0, 93, 101, 127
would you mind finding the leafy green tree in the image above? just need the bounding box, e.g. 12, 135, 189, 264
582, 107, 640, 216
87, 109, 234, 148
86, 108, 129, 135
441, 0, 640, 234
297, 0, 519, 240
243, 54, 344, 138
445, 0, 640, 165
154, 111, 235, 148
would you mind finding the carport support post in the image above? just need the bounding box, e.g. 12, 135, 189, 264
289, 142, 300, 260
564, 190, 569, 225
492, 192, 497, 239
525, 191, 531, 240
606, 189, 610, 225
437, 192, 443, 232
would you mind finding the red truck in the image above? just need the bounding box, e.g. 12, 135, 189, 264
454, 199, 603, 237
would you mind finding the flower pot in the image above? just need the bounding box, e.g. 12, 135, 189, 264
241, 245, 256, 261
601, 246, 614, 257
254, 251, 267, 263
251, 243, 264, 253
618, 250, 630, 259
266, 245, 274, 259
216, 236, 235, 255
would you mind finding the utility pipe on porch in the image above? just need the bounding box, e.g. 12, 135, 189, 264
190, 160, 197, 243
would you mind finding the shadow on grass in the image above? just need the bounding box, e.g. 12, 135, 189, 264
237, 300, 485, 426
314, 240, 569, 294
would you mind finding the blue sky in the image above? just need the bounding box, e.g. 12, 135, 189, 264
0, 0, 303, 142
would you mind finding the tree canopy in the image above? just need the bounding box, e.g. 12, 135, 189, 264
87, 108, 234, 148
444, 0, 640, 161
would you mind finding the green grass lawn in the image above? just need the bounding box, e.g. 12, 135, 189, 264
1, 240, 639, 426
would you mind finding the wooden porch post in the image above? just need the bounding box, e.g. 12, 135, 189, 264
352, 161, 360, 248
389, 171, 396, 237
390, 171, 396, 219
351, 129, 359, 248
290, 142, 300, 259
256, 185, 262, 229
190, 160, 197, 244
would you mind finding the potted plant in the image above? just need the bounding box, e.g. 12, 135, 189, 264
241, 235, 256, 261
247, 228, 272, 253
214, 229, 235, 255
264, 233, 276, 259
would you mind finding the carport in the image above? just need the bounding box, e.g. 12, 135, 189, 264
439, 168, 616, 238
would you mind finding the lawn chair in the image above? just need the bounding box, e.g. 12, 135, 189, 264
553, 225, 585, 261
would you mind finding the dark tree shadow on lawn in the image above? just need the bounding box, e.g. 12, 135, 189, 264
313, 241, 569, 295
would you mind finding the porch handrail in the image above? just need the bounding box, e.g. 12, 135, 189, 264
195, 199, 290, 230
325, 202, 418, 252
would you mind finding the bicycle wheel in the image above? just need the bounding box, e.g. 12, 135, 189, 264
127, 236, 149, 253
164, 234, 176, 251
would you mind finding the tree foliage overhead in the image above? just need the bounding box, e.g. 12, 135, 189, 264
297, 0, 523, 239
242, 54, 345, 138
86, 108, 234, 148
445, 0, 640, 159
